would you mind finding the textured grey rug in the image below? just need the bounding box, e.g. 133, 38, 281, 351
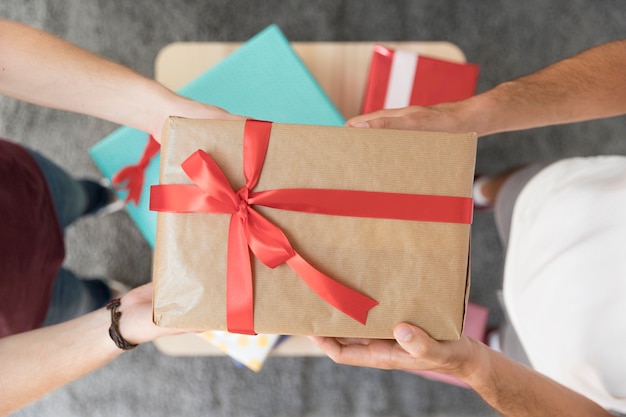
2, 1, 625, 416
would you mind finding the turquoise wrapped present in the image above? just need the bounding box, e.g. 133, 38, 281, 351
89, 24, 344, 246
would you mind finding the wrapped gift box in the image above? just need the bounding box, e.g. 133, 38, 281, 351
89, 24, 344, 246
362, 45, 479, 114
151, 117, 477, 340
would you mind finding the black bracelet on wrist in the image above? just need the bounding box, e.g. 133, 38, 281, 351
106, 298, 138, 350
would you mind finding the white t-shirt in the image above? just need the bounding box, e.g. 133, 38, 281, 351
503, 156, 626, 413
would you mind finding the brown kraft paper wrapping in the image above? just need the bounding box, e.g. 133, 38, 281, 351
152, 117, 477, 340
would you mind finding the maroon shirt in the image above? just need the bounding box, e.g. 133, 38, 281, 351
0, 139, 65, 337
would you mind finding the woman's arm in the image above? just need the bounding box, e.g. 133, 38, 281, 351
0, 19, 240, 142
0, 283, 186, 417
311, 324, 613, 417
347, 39, 626, 137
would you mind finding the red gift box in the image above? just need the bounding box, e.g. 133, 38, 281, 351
362, 45, 479, 114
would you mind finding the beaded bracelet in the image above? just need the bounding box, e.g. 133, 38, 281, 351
106, 298, 138, 350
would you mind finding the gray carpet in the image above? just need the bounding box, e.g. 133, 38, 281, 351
2, 1, 625, 416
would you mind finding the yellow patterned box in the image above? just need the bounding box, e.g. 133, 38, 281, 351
197, 331, 280, 372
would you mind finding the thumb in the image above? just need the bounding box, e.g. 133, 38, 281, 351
393, 323, 434, 358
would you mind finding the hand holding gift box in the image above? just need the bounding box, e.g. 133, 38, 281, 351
151, 117, 476, 340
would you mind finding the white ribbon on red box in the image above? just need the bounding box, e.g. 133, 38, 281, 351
384, 49, 419, 109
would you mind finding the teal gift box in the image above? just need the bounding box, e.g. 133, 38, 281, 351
89, 25, 344, 246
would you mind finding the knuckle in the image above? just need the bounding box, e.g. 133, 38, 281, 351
373, 117, 390, 129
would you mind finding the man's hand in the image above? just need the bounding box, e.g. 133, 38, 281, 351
312, 323, 614, 417
346, 102, 481, 135
310, 323, 479, 379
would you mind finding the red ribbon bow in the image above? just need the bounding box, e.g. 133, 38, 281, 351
112, 135, 160, 205
150, 120, 473, 334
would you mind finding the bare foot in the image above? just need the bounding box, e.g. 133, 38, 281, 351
475, 166, 527, 207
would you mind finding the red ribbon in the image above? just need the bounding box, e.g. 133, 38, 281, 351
150, 120, 473, 334
112, 135, 160, 205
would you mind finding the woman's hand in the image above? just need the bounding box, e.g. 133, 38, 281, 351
116, 282, 199, 345
0, 19, 245, 144
148, 96, 245, 143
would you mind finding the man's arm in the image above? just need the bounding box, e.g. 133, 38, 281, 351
311, 324, 613, 417
347, 39, 626, 136
0, 19, 240, 141
0, 283, 187, 417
